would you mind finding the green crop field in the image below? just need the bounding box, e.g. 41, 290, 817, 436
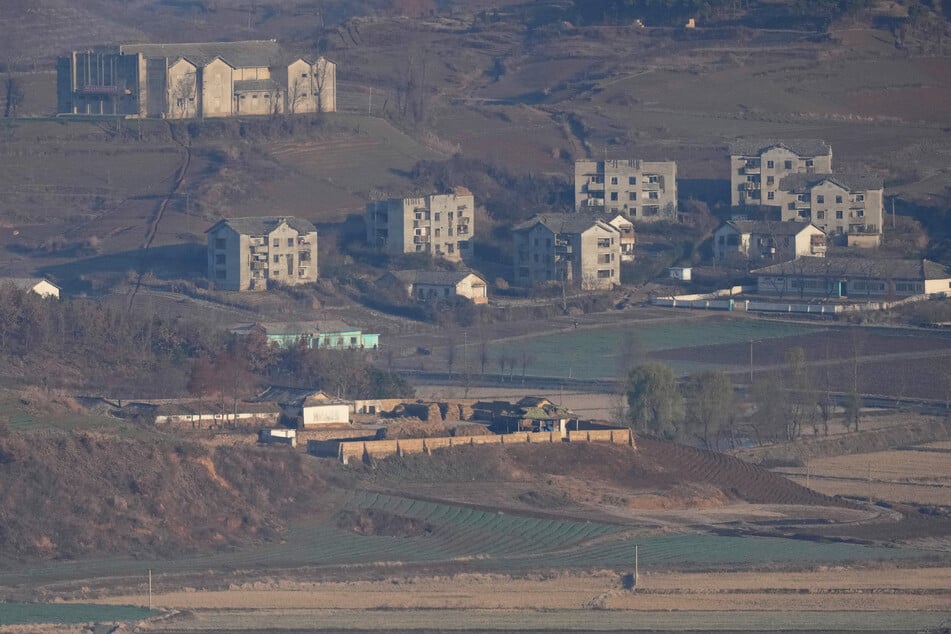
486, 318, 821, 379
0, 490, 933, 588
0, 602, 154, 626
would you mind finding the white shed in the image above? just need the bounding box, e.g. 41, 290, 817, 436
669, 266, 692, 281
0, 277, 60, 299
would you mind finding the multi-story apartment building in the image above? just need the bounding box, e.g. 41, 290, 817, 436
777, 174, 884, 246
365, 187, 474, 263
513, 214, 621, 290
206, 216, 318, 291
57, 40, 335, 118
574, 159, 678, 221
730, 140, 832, 207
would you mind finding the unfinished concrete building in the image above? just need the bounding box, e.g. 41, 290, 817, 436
365, 188, 475, 263
574, 159, 678, 221
513, 214, 621, 290
206, 216, 318, 291
730, 140, 833, 207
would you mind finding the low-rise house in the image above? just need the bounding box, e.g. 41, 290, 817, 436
752, 257, 951, 298
777, 174, 884, 246
366, 187, 475, 263
153, 401, 280, 427
206, 216, 318, 291
257, 386, 350, 427
575, 159, 678, 220
713, 220, 827, 263
379, 270, 489, 304
513, 213, 621, 290
231, 321, 380, 350
730, 139, 833, 207
0, 277, 61, 299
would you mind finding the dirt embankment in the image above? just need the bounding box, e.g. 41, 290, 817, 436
0, 433, 327, 563
731, 417, 951, 466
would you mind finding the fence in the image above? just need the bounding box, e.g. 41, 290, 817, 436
315, 428, 634, 464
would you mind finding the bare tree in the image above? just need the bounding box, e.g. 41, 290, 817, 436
313, 58, 333, 113
3, 73, 24, 118
171, 73, 197, 118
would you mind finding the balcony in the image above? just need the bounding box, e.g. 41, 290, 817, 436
586, 181, 604, 192
413, 236, 430, 244
250, 261, 268, 271
248, 237, 266, 247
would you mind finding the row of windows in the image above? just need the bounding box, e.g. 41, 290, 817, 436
608, 191, 660, 201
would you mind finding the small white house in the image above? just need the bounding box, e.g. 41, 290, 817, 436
669, 266, 692, 281
299, 391, 351, 427
0, 277, 60, 299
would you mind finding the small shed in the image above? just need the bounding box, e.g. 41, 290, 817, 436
258, 428, 297, 447
669, 266, 692, 281
300, 392, 351, 427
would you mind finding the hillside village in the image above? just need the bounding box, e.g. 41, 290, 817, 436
2, 1, 951, 631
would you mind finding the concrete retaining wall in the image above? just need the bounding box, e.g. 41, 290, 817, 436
328, 427, 635, 464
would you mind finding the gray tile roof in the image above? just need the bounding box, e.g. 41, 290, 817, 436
514, 213, 618, 235
723, 220, 819, 237
730, 138, 831, 157
752, 257, 951, 280
208, 216, 316, 236
0, 277, 59, 291
780, 173, 883, 192
386, 270, 484, 286
120, 40, 284, 68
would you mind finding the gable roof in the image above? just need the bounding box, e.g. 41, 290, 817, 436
119, 40, 284, 68
514, 213, 619, 235
779, 172, 883, 192
720, 220, 822, 237
0, 277, 60, 291
206, 215, 316, 236
385, 270, 485, 286
730, 138, 831, 157
752, 257, 951, 280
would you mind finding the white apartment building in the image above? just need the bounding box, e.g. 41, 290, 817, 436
206, 216, 318, 291
777, 174, 884, 246
730, 140, 833, 207
513, 214, 621, 290
366, 187, 474, 263
575, 159, 678, 221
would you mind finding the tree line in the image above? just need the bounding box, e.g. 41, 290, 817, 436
625, 346, 862, 449
0, 285, 411, 401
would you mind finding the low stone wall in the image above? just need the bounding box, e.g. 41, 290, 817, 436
326, 427, 635, 464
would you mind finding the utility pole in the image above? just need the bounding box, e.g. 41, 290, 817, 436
148, 568, 152, 612
368, 86, 372, 116
749, 339, 754, 384
634, 544, 639, 590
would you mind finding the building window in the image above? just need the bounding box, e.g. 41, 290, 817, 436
629, 192, 637, 201
273, 239, 279, 247
767, 192, 774, 201
301, 72, 308, 78
287, 238, 294, 247
610, 176, 618, 185
273, 254, 280, 263
648, 191, 659, 200
215, 254, 226, 265
855, 194, 865, 202
784, 160, 793, 169
597, 238, 611, 248
836, 210, 843, 219
816, 195, 824, 204
817, 211, 825, 220
766, 176, 774, 185
835, 195, 843, 204
447, 243, 454, 253
610, 192, 618, 201
766, 160, 775, 169
629, 176, 636, 185
597, 269, 612, 278
647, 175, 659, 184
806, 159, 814, 167
799, 210, 810, 218
215, 238, 226, 249
434, 212, 440, 221
435, 228, 440, 237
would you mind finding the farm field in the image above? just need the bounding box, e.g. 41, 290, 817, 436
482, 316, 821, 379
0, 602, 152, 626
780, 446, 951, 507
